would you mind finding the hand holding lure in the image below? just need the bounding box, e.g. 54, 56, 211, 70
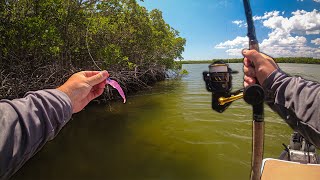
106, 78, 126, 103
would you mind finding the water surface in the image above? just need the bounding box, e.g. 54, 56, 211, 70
13, 63, 320, 180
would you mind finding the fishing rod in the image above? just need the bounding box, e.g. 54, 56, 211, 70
242, 1, 264, 180
203, 1, 264, 180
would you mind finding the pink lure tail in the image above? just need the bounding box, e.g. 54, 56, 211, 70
106, 78, 126, 103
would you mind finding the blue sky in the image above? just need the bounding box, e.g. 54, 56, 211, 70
139, 0, 320, 60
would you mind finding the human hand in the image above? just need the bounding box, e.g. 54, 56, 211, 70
242, 49, 278, 87
57, 71, 109, 113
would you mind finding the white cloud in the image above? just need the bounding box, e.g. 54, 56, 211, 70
311, 38, 320, 45
262, 10, 320, 35
289, 10, 320, 35
313, 0, 320, 3
260, 34, 313, 57
232, 20, 246, 27
253, 11, 280, 21
214, 36, 248, 49
213, 0, 231, 8
225, 48, 243, 56
214, 9, 320, 58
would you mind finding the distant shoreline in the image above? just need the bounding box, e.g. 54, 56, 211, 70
180, 57, 320, 64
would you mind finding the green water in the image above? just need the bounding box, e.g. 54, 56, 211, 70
13, 63, 320, 180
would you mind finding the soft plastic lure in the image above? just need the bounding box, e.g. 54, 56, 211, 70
106, 78, 126, 103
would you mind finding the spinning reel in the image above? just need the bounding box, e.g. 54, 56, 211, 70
203, 60, 265, 180
203, 60, 264, 113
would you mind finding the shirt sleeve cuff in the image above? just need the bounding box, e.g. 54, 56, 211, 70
262, 69, 289, 103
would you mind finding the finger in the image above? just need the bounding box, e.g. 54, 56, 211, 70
98, 80, 107, 88
243, 57, 251, 67
87, 70, 109, 86
95, 88, 104, 97
243, 79, 256, 87
242, 49, 264, 67
82, 71, 101, 77
243, 65, 256, 77
89, 88, 105, 101
244, 81, 249, 87
244, 75, 256, 85
241, 49, 249, 57
242, 49, 259, 58
91, 82, 106, 92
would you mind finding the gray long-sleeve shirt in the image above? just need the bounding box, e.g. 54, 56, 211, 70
0, 89, 72, 179
263, 69, 320, 148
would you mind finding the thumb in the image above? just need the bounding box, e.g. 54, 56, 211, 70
242, 49, 264, 69
87, 70, 109, 86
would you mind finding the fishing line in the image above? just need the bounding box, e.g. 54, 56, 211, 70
86, 9, 102, 71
